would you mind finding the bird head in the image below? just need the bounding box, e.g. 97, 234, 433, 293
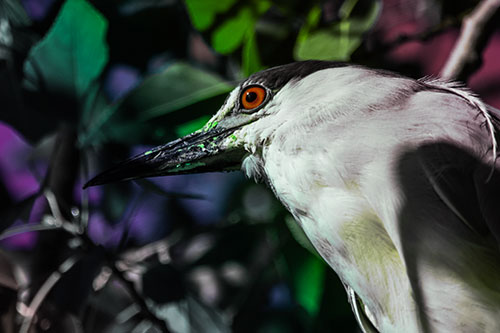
84, 61, 353, 187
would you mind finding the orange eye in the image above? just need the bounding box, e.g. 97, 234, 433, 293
241, 86, 267, 110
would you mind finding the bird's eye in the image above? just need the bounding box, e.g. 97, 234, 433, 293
241, 86, 267, 111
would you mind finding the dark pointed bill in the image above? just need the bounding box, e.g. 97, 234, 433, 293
83, 125, 246, 188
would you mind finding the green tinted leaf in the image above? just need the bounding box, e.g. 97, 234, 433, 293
23, 0, 108, 98
88, 63, 233, 145
184, 0, 237, 31
283, 240, 326, 318
294, 255, 325, 316
340, 0, 360, 18
175, 115, 211, 137
79, 83, 117, 146
295, 29, 359, 61
242, 30, 265, 76
294, 0, 380, 61
212, 7, 254, 54
131, 63, 232, 120
256, 0, 272, 13
295, 5, 321, 46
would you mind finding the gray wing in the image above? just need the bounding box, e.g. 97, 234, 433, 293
419, 103, 500, 245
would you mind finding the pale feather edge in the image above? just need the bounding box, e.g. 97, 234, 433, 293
418, 77, 497, 181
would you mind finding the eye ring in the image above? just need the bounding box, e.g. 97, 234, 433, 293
240, 85, 268, 112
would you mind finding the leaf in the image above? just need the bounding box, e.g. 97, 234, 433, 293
184, 0, 237, 31
175, 115, 211, 137
282, 239, 326, 318
211, 7, 254, 55
211, 2, 271, 55
0, 0, 31, 27
293, 254, 325, 316
294, 0, 381, 61
23, 0, 108, 98
88, 62, 233, 145
185, 0, 270, 71
242, 30, 265, 76
124, 63, 231, 119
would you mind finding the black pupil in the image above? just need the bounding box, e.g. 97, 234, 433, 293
245, 91, 258, 103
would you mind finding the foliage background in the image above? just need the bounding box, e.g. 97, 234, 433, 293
0, 0, 499, 332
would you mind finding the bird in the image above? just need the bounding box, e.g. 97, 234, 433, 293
86, 60, 500, 332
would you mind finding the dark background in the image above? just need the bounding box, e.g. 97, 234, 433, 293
0, 0, 499, 332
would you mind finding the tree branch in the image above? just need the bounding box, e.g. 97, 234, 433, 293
440, 0, 500, 80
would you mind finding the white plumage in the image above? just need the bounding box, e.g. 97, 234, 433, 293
220, 66, 500, 332
88, 62, 500, 332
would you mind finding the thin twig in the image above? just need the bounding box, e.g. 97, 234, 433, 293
73, 229, 172, 332
0, 222, 59, 241
110, 263, 172, 333
19, 255, 81, 333
440, 0, 500, 80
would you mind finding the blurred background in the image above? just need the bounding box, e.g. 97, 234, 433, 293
0, 0, 499, 332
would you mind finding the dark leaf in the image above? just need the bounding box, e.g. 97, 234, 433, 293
23, 0, 108, 97
87, 62, 233, 145
5, 0, 110, 142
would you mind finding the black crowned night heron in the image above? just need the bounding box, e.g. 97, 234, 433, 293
86, 61, 500, 332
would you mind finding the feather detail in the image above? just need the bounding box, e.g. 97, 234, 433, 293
419, 78, 497, 181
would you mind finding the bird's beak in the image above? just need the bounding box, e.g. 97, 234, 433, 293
84, 118, 249, 188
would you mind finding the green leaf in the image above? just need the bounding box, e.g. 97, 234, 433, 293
209, 1, 271, 56
282, 238, 326, 318
23, 0, 108, 98
295, 5, 322, 46
242, 30, 265, 76
184, 0, 237, 31
294, 255, 325, 316
87, 63, 233, 145
79, 82, 117, 146
127, 63, 232, 121
294, 0, 380, 61
176, 115, 211, 137
185, 0, 270, 70
211, 7, 254, 55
